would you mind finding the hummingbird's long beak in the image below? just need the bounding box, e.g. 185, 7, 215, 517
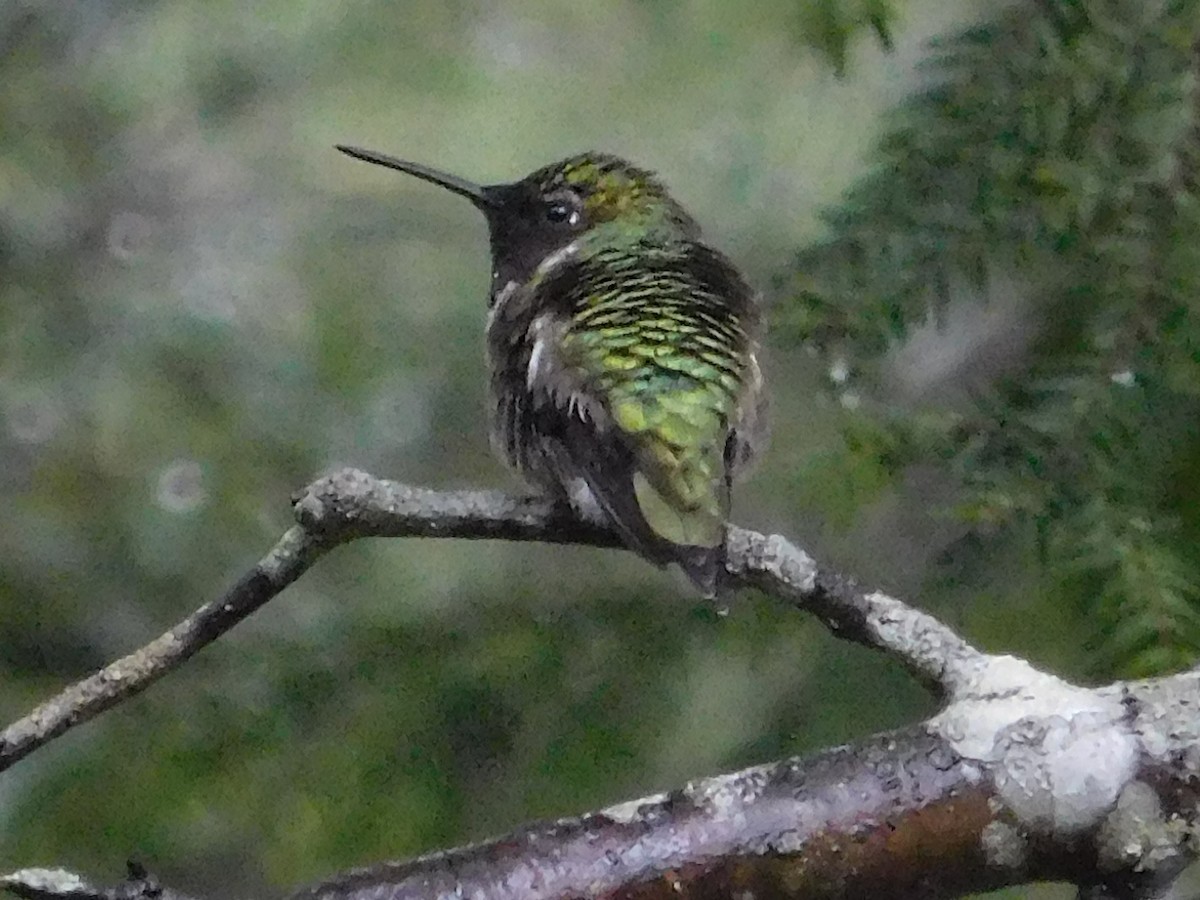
336, 145, 493, 210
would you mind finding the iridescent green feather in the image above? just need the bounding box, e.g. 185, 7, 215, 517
560, 230, 750, 550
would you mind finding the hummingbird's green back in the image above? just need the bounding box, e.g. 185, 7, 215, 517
561, 236, 757, 551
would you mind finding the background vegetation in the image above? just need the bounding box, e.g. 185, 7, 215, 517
2, 2, 1195, 898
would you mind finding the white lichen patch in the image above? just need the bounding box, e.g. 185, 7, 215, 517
930, 656, 1138, 837
1095, 781, 1190, 874
258, 525, 311, 579
600, 791, 670, 825
864, 590, 977, 684
686, 761, 776, 816
2, 867, 91, 894
762, 535, 818, 593
1112, 672, 1200, 766
980, 820, 1027, 870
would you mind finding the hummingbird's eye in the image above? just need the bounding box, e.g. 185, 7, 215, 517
545, 195, 582, 227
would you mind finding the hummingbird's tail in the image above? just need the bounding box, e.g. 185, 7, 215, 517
545, 423, 730, 598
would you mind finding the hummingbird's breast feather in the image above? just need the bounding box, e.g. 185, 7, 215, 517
484, 243, 610, 487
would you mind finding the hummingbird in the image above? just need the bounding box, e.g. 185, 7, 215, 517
337, 145, 766, 596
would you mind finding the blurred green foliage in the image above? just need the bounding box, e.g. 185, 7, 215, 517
0, 2, 1187, 899
783, 0, 1200, 678
794, 0, 899, 75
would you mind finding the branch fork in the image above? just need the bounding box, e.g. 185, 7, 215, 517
3, 468, 1198, 900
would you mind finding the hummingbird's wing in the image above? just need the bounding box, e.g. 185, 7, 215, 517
525, 241, 763, 595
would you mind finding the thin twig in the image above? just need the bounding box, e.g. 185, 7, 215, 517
0, 526, 330, 773
0, 467, 983, 776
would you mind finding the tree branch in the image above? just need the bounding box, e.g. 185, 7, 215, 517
0, 524, 329, 774
290, 469, 986, 689
0, 467, 981, 774
3, 469, 1199, 899
7, 667, 1198, 899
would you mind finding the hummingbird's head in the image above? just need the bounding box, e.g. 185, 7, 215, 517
337, 146, 700, 292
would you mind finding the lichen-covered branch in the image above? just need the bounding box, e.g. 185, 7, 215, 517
7, 670, 1198, 900
3, 862, 197, 900
292, 727, 1011, 900
0, 467, 981, 775
289, 667, 1200, 900
294, 469, 985, 690
4, 469, 1199, 899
